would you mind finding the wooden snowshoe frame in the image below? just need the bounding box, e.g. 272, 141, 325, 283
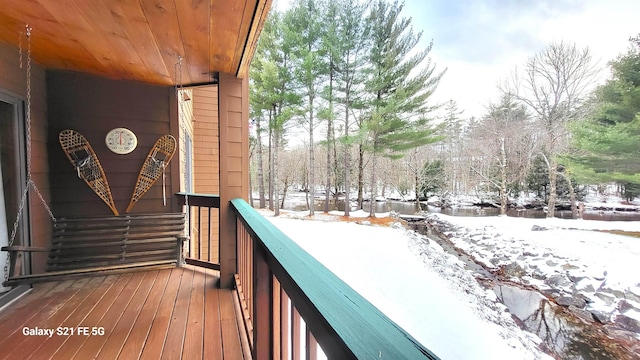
126, 135, 177, 213
59, 129, 119, 216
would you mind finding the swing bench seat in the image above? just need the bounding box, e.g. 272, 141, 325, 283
2, 213, 188, 286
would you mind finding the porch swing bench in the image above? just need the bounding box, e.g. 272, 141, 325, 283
2, 213, 188, 287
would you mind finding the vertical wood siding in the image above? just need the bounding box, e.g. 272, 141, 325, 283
46, 71, 176, 217
192, 86, 220, 264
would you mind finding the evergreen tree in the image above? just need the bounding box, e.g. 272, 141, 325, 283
419, 159, 446, 199
569, 34, 640, 187
250, 12, 301, 215
363, 0, 445, 216
332, 0, 370, 216
527, 156, 586, 204
288, 0, 326, 215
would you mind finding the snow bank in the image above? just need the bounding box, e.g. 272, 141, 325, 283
428, 213, 640, 342
265, 213, 552, 360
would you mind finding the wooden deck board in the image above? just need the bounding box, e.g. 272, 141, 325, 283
220, 289, 244, 360
0, 281, 60, 345
94, 271, 159, 359
139, 268, 183, 359
26, 275, 119, 359
116, 269, 172, 360
0, 278, 94, 360
0, 267, 245, 360
50, 274, 132, 359
182, 264, 206, 359
72, 271, 147, 359
161, 265, 194, 359
203, 268, 224, 360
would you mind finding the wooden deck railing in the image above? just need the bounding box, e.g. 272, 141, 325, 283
231, 198, 440, 360
175, 193, 220, 270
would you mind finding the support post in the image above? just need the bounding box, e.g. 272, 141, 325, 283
218, 72, 250, 288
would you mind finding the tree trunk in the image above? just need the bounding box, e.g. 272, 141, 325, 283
325, 66, 333, 213
268, 114, 274, 211
344, 111, 351, 217
500, 137, 508, 215
357, 144, 364, 209
565, 173, 577, 219
414, 171, 420, 207
249, 171, 254, 207
273, 129, 280, 216
324, 123, 331, 213
309, 100, 315, 216
369, 150, 378, 217
332, 134, 339, 211
413, 149, 420, 208
256, 117, 266, 208
547, 157, 558, 218
281, 178, 288, 210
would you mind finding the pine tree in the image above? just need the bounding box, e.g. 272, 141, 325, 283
419, 159, 446, 198
363, 0, 444, 216
288, 0, 326, 215
333, 0, 370, 216
569, 34, 640, 186
250, 12, 301, 215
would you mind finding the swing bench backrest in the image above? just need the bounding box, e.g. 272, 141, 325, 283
2, 213, 187, 286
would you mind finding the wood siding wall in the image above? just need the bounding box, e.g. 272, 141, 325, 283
47, 71, 178, 217
192, 86, 220, 264
0, 42, 51, 273
218, 73, 249, 288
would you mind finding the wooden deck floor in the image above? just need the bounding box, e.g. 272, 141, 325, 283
0, 266, 247, 359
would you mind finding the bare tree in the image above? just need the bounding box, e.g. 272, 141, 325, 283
503, 41, 598, 217
470, 95, 531, 214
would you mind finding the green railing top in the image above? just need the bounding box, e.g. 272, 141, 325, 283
231, 198, 439, 360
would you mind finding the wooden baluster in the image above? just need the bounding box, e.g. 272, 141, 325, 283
197, 206, 202, 259
281, 288, 290, 360
306, 328, 318, 360
253, 244, 272, 358
292, 307, 301, 360
273, 276, 282, 359
207, 207, 212, 262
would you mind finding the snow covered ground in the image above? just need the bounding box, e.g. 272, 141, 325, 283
429, 214, 640, 321
260, 203, 640, 359
426, 213, 640, 356
263, 210, 554, 360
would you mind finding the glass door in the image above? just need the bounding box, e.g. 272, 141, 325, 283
0, 94, 28, 293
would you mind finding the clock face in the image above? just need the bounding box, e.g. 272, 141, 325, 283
105, 128, 138, 154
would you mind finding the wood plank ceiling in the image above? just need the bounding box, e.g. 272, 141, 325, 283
0, 0, 272, 86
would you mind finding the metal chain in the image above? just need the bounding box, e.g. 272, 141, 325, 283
18, 31, 23, 69
25, 25, 32, 181
5, 26, 56, 283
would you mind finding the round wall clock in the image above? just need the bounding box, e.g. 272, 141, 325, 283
105, 127, 138, 154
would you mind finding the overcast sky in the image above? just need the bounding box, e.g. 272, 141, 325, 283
273, 0, 640, 119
